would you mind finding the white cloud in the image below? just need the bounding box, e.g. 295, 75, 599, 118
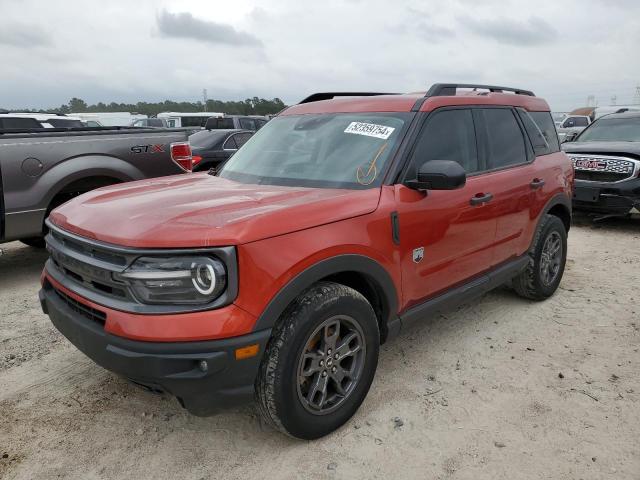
0, 0, 639, 111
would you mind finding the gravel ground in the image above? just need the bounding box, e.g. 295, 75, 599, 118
0, 216, 638, 479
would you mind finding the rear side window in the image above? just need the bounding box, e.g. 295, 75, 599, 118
517, 109, 559, 156
239, 118, 256, 130
205, 117, 235, 129
0, 117, 42, 129
223, 135, 238, 150
563, 116, 589, 127
528, 111, 560, 153
255, 119, 267, 130
408, 109, 478, 177
234, 132, 253, 148
480, 109, 527, 169
47, 119, 84, 128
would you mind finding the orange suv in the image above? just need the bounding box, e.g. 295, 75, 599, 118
40, 83, 573, 439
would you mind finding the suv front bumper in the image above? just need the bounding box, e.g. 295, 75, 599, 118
573, 178, 640, 216
39, 277, 271, 415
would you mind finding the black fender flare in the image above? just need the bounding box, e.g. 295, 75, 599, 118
529, 193, 572, 250
251, 254, 399, 335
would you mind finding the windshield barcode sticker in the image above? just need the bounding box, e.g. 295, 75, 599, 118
344, 122, 395, 139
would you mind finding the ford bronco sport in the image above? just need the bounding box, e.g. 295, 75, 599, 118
39, 83, 573, 439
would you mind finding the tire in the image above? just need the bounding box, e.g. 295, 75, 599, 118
20, 237, 46, 248
256, 282, 380, 439
513, 214, 567, 300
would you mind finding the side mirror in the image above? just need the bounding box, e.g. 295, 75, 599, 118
405, 160, 466, 191
562, 132, 578, 143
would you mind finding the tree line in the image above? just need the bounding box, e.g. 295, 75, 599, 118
8, 96, 288, 116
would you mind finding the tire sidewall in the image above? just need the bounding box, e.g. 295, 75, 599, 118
273, 288, 379, 439
531, 216, 567, 297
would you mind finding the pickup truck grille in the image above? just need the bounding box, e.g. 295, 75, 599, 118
569, 154, 639, 183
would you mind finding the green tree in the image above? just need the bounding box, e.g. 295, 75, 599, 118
68, 97, 88, 112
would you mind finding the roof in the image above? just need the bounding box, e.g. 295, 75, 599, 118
597, 111, 640, 120
283, 87, 550, 116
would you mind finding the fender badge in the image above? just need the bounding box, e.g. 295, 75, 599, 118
413, 247, 424, 263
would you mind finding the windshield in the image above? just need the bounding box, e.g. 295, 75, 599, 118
577, 116, 640, 142
219, 113, 409, 189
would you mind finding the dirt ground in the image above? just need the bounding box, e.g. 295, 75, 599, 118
0, 216, 638, 480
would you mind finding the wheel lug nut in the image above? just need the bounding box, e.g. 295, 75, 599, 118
322, 371, 327, 377
334, 354, 339, 360
332, 366, 337, 373
319, 360, 324, 367
327, 349, 332, 355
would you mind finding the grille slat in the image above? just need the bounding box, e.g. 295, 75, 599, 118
48, 232, 133, 303
53, 287, 106, 326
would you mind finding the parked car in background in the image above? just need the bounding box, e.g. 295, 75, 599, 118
552, 112, 567, 127
557, 115, 591, 142
0, 112, 85, 129
189, 129, 254, 171
130, 118, 168, 128
563, 112, 640, 217
157, 112, 223, 128
71, 112, 148, 127
39, 83, 572, 439
0, 125, 192, 247
204, 115, 269, 131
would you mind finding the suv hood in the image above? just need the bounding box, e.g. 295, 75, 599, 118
50, 174, 381, 248
562, 141, 640, 157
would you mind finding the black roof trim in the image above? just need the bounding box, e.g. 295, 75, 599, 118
299, 92, 398, 104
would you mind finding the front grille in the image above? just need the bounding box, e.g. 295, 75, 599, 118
53, 286, 106, 326
46, 227, 135, 304
575, 170, 630, 182
570, 154, 639, 183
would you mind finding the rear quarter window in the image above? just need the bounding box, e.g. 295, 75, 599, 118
528, 112, 560, 153
518, 110, 559, 156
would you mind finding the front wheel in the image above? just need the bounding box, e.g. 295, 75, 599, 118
256, 282, 380, 439
513, 214, 567, 300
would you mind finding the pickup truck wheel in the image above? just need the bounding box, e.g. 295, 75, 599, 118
256, 282, 380, 439
513, 214, 567, 300
20, 237, 46, 248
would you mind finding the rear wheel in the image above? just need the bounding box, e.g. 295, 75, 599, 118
513, 214, 567, 300
256, 282, 380, 439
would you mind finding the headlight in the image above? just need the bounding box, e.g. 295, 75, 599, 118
114, 256, 227, 305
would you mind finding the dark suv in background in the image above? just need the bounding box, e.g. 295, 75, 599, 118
563, 112, 640, 217
189, 129, 254, 171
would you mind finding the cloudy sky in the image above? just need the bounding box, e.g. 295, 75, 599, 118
1, 0, 639, 112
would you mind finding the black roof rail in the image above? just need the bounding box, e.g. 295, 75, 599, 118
299, 92, 398, 104
425, 83, 535, 97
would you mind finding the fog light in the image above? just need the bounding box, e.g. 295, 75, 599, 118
198, 360, 208, 372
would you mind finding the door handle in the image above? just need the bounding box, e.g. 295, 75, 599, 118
470, 192, 493, 206
530, 178, 545, 189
